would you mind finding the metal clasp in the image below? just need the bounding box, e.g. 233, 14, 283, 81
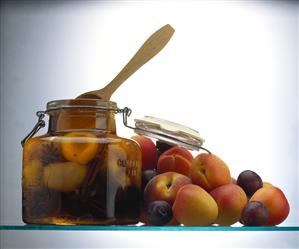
117, 107, 211, 153
21, 107, 211, 153
117, 107, 135, 129
21, 111, 46, 147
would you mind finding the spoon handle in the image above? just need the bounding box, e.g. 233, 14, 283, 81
102, 24, 175, 98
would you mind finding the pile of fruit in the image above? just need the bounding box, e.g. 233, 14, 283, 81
132, 135, 290, 226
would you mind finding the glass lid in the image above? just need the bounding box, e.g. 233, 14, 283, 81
133, 116, 205, 151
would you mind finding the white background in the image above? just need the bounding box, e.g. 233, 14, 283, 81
0, 0, 298, 248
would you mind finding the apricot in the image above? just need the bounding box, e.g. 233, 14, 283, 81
157, 147, 193, 177
172, 184, 218, 226
250, 186, 289, 226
131, 135, 158, 171
144, 172, 191, 205
43, 162, 87, 192
210, 184, 247, 226
191, 153, 231, 191
61, 132, 99, 165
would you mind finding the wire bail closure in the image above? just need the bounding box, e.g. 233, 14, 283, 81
21, 111, 46, 147
118, 107, 210, 153
21, 106, 210, 153
117, 107, 134, 130
21, 107, 133, 147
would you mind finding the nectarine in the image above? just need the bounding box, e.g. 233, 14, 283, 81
157, 147, 193, 177
131, 135, 158, 171
250, 186, 289, 226
144, 172, 191, 205
172, 184, 218, 226
191, 153, 231, 191
210, 183, 247, 226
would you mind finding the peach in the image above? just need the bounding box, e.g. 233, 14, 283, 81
144, 172, 191, 205
191, 153, 231, 191
157, 147, 193, 177
172, 184, 218, 226
131, 135, 158, 171
43, 162, 87, 192
61, 132, 100, 165
210, 184, 247, 226
250, 186, 289, 226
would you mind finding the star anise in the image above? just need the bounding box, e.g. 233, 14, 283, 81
41, 143, 64, 166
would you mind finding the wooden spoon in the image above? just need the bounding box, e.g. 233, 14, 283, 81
77, 24, 175, 100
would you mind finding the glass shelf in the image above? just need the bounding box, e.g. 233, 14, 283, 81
1, 224, 298, 231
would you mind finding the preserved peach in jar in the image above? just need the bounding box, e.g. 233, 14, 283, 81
22, 99, 142, 225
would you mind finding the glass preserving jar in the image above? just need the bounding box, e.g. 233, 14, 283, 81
22, 99, 142, 225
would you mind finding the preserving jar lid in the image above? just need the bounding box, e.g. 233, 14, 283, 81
21, 99, 119, 146
133, 116, 205, 151
46, 99, 118, 112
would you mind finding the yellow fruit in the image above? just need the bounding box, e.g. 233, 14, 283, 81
172, 184, 218, 226
61, 132, 99, 164
43, 162, 87, 192
250, 186, 289, 226
210, 184, 247, 226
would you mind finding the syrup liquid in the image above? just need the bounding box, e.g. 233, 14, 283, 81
22, 132, 142, 225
